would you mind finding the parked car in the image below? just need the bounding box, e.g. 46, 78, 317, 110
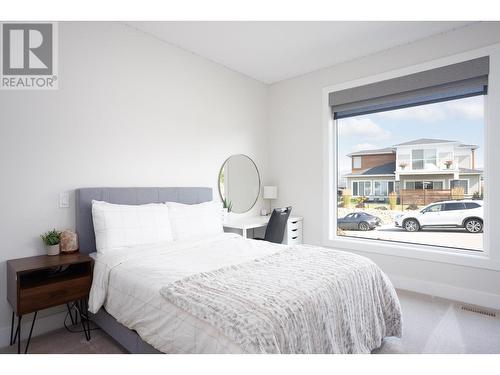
337, 212, 381, 231
395, 200, 483, 233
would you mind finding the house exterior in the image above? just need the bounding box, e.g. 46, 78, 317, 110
344, 138, 482, 201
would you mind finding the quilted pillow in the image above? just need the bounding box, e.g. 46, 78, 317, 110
92, 201, 173, 253
165, 201, 223, 241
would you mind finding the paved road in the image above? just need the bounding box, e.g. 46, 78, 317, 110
343, 224, 483, 251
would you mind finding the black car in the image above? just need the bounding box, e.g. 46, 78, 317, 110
337, 212, 381, 231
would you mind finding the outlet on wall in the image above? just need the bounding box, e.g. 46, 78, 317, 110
59, 192, 70, 208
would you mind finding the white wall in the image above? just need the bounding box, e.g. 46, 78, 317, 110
0, 22, 269, 346
268, 22, 500, 308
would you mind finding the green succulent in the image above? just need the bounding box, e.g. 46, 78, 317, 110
40, 229, 61, 246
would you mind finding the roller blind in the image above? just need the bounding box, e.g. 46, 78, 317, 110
330, 56, 489, 120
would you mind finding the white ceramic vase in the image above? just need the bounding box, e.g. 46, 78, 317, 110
223, 208, 232, 222
46, 244, 60, 256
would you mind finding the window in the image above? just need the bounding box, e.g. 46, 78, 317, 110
374, 181, 389, 196
465, 202, 481, 209
412, 149, 437, 170
332, 57, 487, 252
336, 96, 484, 252
444, 202, 466, 211
405, 180, 444, 190
388, 181, 395, 194
425, 203, 444, 212
430, 181, 443, 190
353, 156, 362, 169
412, 150, 424, 170
450, 179, 469, 194
352, 181, 371, 196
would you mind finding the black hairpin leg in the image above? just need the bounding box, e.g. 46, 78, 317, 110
77, 299, 91, 341
24, 311, 37, 354
74, 303, 79, 325
9, 312, 15, 346
17, 315, 22, 354
11, 312, 37, 354
11, 316, 20, 345
67, 303, 76, 325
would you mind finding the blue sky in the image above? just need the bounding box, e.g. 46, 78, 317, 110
337, 95, 485, 177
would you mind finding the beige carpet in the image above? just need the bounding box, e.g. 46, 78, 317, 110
1, 290, 499, 354
374, 290, 500, 354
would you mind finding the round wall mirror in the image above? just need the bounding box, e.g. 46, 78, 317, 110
218, 154, 260, 214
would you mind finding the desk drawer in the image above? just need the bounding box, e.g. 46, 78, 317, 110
284, 220, 303, 245
19, 275, 91, 315
287, 219, 302, 231
287, 238, 302, 246
286, 232, 303, 245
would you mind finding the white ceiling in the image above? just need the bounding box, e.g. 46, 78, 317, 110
129, 21, 474, 84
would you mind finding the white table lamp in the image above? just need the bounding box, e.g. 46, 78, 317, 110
262, 186, 278, 215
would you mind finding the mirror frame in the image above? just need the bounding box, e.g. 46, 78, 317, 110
218, 154, 261, 214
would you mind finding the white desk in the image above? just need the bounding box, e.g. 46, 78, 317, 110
223, 215, 303, 245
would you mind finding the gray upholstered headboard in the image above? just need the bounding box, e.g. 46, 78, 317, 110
75, 187, 213, 255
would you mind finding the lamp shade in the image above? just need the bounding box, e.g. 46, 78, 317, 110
263, 186, 278, 200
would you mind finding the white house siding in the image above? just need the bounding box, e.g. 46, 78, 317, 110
455, 148, 473, 169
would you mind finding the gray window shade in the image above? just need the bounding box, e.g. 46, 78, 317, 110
330, 56, 489, 119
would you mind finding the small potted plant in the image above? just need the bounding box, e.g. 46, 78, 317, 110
444, 160, 453, 169
40, 229, 61, 256
399, 162, 408, 170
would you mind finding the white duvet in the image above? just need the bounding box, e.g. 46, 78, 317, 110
89, 233, 284, 353
89, 233, 401, 354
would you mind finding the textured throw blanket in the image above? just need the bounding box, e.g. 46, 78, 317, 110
160, 245, 402, 353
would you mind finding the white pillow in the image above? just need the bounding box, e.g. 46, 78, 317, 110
165, 201, 223, 241
92, 200, 173, 253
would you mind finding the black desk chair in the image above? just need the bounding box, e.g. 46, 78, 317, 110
255, 206, 292, 244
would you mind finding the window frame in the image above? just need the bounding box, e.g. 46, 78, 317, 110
451, 179, 470, 194
352, 156, 362, 169
411, 148, 437, 170
404, 179, 446, 190
322, 47, 498, 271
352, 180, 372, 196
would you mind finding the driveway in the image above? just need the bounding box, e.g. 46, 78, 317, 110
342, 224, 483, 251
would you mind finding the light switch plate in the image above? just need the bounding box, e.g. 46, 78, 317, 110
59, 192, 69, 208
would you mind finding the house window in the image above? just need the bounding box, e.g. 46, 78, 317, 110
431, 181, 443, 190
332, 57, 487, 252
405, 180, 444, 190
352, 181, 371, 196
451, 179, 469, 194
373, 181, 389, 196
412, 149, 437, 170
411, 150, 424, 170
353, 156, 362, 169
388, 181, 395, 194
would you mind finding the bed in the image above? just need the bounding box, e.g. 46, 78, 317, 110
76, 187, 402, 354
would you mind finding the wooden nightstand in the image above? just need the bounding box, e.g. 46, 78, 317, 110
6, 253, 93, 353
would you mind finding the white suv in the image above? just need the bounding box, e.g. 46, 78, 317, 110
395, 200, 483, 233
